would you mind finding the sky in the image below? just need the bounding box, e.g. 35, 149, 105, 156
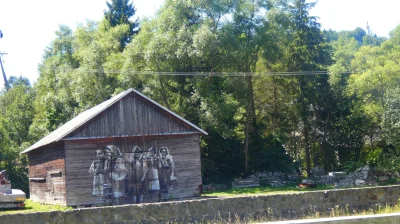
0, 0, 400, 89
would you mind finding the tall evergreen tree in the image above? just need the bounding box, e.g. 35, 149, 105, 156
283, 0, 332, 175
104, 0, 139, 49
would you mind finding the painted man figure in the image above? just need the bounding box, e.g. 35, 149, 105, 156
128, 146, 147, 203
89, 149, 107, 196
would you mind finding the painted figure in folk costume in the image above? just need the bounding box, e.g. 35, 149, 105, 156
159, 146, 177, 193
105, 145, 128, 204
145, 147, 160, 201
89, 149, 107, 196
128, 146, 148, 203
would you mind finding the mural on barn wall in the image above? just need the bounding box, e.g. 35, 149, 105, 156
89, 145, 177, 204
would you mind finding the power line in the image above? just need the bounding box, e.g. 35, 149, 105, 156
42, 67, 358, 76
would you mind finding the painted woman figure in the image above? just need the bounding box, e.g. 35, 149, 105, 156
159, 146, 177, 193
145, 147, 160, 202
128, 146, 147, 203
105, 145, 127, 204
89, 148, 107, 196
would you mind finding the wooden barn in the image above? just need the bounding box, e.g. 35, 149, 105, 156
21, 88, 207, 206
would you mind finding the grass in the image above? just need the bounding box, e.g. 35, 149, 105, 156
0, 199, 72, 215
276, 202, 400, 223
219, 203, 400, 224
202, 184, 335, 197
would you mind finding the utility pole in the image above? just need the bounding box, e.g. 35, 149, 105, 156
0, 30, 9, 91
0, 53, 9, 91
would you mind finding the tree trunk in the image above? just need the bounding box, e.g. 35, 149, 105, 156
292, 116, 297, 160
244, 74, 256, 172
321, 111, 330, 169
158, 75, 171, 110
303, 115, 311, 177
273, 77, 277, 133
244, 108, 250, 171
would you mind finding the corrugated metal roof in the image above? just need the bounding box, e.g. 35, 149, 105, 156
21, 88, 207, 154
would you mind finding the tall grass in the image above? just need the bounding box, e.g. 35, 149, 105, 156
299, 202, 400, 221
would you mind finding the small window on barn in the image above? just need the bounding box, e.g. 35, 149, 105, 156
29, 177, 46, 183
50, 172, 62, 178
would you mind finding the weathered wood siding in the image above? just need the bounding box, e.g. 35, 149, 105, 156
66, 93, 199, 139
28, 142, 67, 205
64, 135, 202, 206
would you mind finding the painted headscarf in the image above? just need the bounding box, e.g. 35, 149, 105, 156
131, 146, 143, 161
159, 146, 170, 155
106, 145, 123, 161
105, 145, 127, 180
159, 146, 172, 160
147, 147, 157, 157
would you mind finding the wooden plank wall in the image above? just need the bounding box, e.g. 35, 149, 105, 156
64, 134, 202, 206
28, 142, 67, 205
67, 93, 199, 139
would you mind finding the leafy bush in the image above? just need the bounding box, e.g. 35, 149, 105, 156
360, 146, 382, 167
343, 161, 358, 173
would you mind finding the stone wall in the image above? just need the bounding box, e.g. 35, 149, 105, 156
265, 213, 400, 224
2, 185, 400, 223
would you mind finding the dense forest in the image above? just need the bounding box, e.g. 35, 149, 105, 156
1, 0, 400, 194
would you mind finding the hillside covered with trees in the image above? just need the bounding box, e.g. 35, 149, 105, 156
1, 0, 400, 194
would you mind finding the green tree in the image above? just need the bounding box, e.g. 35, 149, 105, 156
33, 25, 78, 132
104, 0, 139, 49
363, 23, 386, 46
218, 0, 272, 172
383, 87, 400, 151
276, 0, 332, 175
349, 25, 400, 148
0, 77, 35, 146
72, 20, 130, 110
0, 76, 34, 194
327, 27, 370, 168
